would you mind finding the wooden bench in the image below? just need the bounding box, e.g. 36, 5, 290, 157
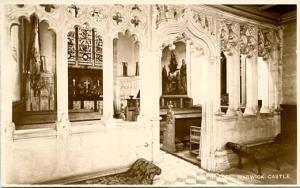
75, 158, 162, 185
225, 134, 294, 175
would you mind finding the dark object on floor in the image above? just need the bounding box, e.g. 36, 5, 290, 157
225, 137, 281, 175
76, 158, 162, 185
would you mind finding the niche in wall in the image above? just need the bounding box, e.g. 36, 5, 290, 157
67, 23, 103, 121
113, 30, 140, 121
12, 15, 57, 126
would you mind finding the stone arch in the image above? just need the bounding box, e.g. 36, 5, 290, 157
8, 11, 58, 34
111, 28, 144, 47
65, 19, 107, 38
155, 22, 220, 171
156, 23, 218, 57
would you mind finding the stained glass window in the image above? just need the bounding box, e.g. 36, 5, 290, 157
67, 24, 103, 68
67, 31, 76, 65
94, 30, 103, 67
78, 25, 92, 65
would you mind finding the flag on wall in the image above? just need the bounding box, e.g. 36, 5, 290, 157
25, 16, 43, 97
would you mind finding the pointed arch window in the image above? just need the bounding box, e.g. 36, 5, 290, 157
67, 23, 103, 67
67, 23, 103, 121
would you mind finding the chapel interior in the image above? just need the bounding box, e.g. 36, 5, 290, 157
1, 4, 297, 185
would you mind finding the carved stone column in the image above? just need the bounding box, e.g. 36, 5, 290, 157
200, 55, 217, 171
220, 22, 240, 116
244, 57, 254, 115
149, 47, 162, 162
241, 55, 246, 106
11, 23, 21, 101
56, 27, 71, 131
2, 18, 17, 185
139, 41, 148, 117
212, 56, 221, 114
2, 22, 16, 138
273, 28, 283, 111
252, 50, 258, 114
268, 30, 279, 112
241, 25, 258, 115
224, 53, 236, 115
258, 29, 272, 113
231, 23, 241, 114
260, 58, 271, 113
186, 40, 192, 97
102, 35, 114, 122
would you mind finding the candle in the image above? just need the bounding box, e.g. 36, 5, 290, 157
73, 78, 76, 87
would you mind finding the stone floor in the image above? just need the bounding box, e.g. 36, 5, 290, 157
221, 154, 297, 185
153, 151, 243, 185
153, 150, 297, 185
69, 149, 296, 185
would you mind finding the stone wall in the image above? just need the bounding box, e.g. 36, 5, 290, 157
280, 20, 297, 146
282, 20, 297, 105
3, 121, 153, 184
212, 114, 281, 171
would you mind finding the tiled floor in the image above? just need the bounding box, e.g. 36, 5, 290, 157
154, 150, 297, 185
153, 151, 243, 185
70, 149, 296, 185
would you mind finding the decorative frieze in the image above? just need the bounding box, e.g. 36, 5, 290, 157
240, 24, 257, 58
258, 29, 273, 60
112, 11, 124, 25
5, 5, 60, 29
155, 5, 186, 28
193, 11, 215, 36
89, 7, 106, 22
220, 21, 239, 56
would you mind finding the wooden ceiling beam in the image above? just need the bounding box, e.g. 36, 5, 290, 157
258, 5, 276, 11
210, 5, 280, 24
229, 5, 281, 19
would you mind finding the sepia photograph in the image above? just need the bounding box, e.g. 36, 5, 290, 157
0, 1, 298, 186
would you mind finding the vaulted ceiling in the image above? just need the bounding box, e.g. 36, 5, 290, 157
211, 4, 297, 24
